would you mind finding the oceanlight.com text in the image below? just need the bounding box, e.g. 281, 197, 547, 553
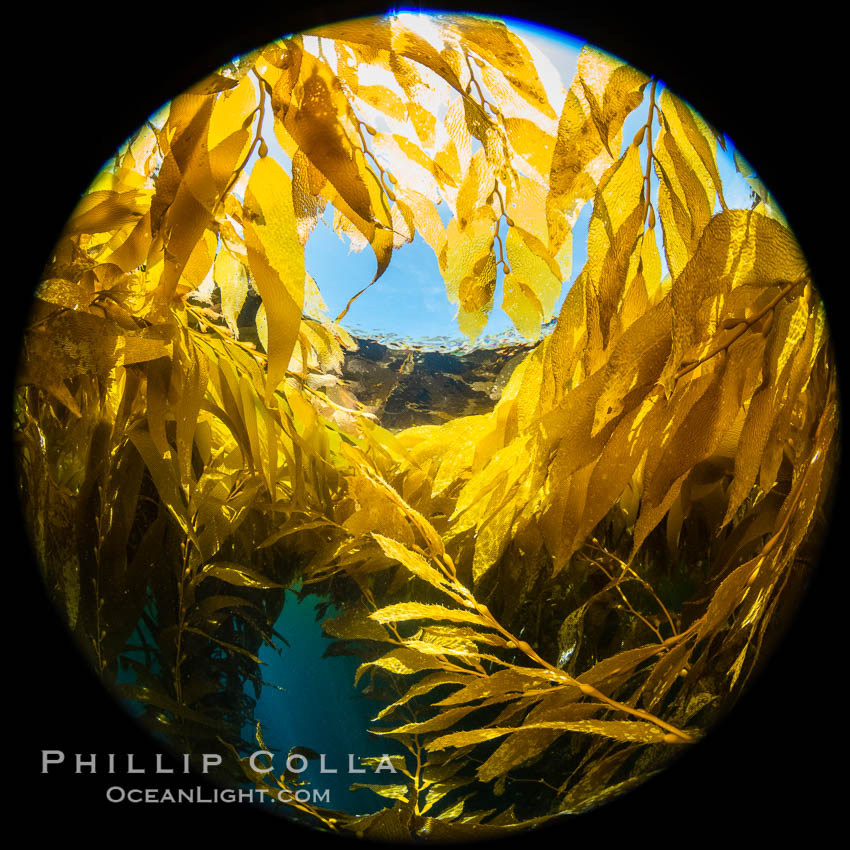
105, 786, 331, 804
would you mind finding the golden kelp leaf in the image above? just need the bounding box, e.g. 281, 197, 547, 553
372, 534, 451, 591
663, 89, 726, 209
243, 156, 305, 401
210, 130, 254, 203
323, 601, 389, 642
208, 73, 257, 148
356, 84, 408, 123
187, 72, 241, 96
560, 766, 654, 815
65, 189, 151, 235
105, 211, 153, 275
354, 647, 448, 686
433, 669, 536, 707
641, 640, 692, 712
782, 393, 838, 556
429, 719, 674, 752
369, 602, 490, 627
140, 352, 171, 458
502, 274, 543, 340
391, 200, 414, 248
128, 430, 189, 534
663, 210, 807, 388
34, 278, 91, 311
342, 466, 416, 546
517, 370, 609, 553
457, 249, 497, 340
307, 17, 465, 98
540, 460, 594, 573
592, 294, 672, 436
292, 149, 325, 247
442, 207, 496, 305
439, 14, 557, 120
214, 249, 249, 336
504, 175, 551, 246
19, 311, 121, 415
420, 623, 507, 649
332, 205, 369, 253
578, 644, 666, 688
209, 354, 254, 461
629, 226, 663, 316
374, 672, 466, 721
152, 92, 248, 303
189, 596, 260, 628
444, 95, 472, 176
376, 133, 440, 198
348, 807, 413, 842
636, 347, 752, 548
282, 55, 372, 224
653, 120, 713, 280
198, 562, 286, 590
380, 704, 482, 736
298, 319, 343, 374
420, 785, 475, 818
331, 39, 359, 91
238, 372, 279, 496
539, 274, 587, 408
120, 334, 173, 365
482, 122, 510, 185
661, 122, 713, 225
579, 54, 648, 155
572, 394, 668, 558
477, 726, 570, 783
547, 47, 647, 252
395, 187, 447, 258
654, 160, 690, 279
502, 226, 561, 339
616, 245, 651, 335
386, 52, 439, 147
422, 728, 518, 750
431, 142, 462, 196
184, 626, 264, 665
696, 556, 762, 644
456, 149, 495, 229
182, 228, 217, 291
427, 414, 490, 497
277, 52, 394, 287
504, 118, 556, 183
722, 296, 814, 525
349, 784, 410, 803
451, 433, 533, 529
403, 635, 479, 659
174, 333, 209, 489
473, 58, 561, 136
584, 143, 646, 350
471, 493, 522, 582
761, 312, 824, 493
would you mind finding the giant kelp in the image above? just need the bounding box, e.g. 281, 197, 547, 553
13, 11, 838, 840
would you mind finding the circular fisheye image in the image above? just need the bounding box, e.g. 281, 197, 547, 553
14, 6, 839, 841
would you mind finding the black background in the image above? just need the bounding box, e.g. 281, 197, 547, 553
10, 1, 843, 843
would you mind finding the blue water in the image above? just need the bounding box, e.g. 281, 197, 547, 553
249, 592, 408, 814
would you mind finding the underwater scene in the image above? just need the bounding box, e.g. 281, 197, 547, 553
15, 5, 840, 842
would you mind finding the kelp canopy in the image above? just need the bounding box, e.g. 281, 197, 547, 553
14, 10, 838, 841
